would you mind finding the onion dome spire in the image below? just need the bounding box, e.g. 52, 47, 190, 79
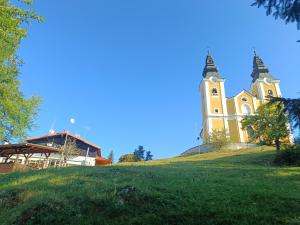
202, 52, 222, 79
251, 51, 273, 82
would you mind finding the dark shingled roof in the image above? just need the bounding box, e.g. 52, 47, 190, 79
251, 52, 273, 83
202, 53, 222, 79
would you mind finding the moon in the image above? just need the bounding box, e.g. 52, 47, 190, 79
70, 118, 76, 124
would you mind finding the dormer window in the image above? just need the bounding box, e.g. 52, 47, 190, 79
267, 90, 273, 96
212, 88, 218, 96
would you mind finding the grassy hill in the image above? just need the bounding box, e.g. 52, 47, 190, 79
1, 147, 300, 225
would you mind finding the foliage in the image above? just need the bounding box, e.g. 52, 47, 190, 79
0, 0, 43, 143
208, 129, 231, 150
274, 144, 300, 166
108, 150, 114, 163
2, 147, 300, 224
145, 151, 153, 161
60, 139, 81, 161
133, 145, 145, 161
118, 154, 139, 163
242, 102, 290, 152
270, 97, 300, 131
295, 137, 300, 144
252, 0, 300, 29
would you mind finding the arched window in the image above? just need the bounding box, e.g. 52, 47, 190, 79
241, 104, 251, 115
212, 88, 218, 96
267, 89, 273, 96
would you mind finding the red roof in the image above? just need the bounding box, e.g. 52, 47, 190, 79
26, 132, 101, 151
95, 156, 111, 166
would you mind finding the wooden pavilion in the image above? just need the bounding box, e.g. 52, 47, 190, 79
0, 143, 59, 173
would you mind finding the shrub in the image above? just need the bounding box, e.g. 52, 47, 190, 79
208, 129, 231, 150
274, 145, 300, 166
119, 154, 139, 163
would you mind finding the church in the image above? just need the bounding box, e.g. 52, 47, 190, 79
200, 52, 282, 144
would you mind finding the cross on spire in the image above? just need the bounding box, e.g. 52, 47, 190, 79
253, 47, 257, 56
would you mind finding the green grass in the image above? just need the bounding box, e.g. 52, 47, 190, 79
1, 147, 300, 225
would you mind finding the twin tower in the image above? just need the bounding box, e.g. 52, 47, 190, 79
200, 52, 282, 144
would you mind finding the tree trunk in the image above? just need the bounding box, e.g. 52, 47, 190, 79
275, 139, 281, 153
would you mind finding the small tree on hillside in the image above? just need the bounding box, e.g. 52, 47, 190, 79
208, 129, 231, 150
60, 139, 81, 163
133, 145, 145, 161
242, 103, 290, 152
145, 151, 153, 161
108, 150, 114, 163
119, 154, 139, 163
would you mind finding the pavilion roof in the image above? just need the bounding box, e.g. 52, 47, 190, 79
0, 143, 59, 157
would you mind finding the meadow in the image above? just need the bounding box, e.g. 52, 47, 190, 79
0, 146, 300, 225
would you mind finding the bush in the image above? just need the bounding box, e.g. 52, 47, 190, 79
274, 145, 300, 166
208, 129, 231, 150
119, 154, 139, 163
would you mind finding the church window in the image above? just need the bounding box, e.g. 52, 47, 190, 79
241, 104, 251, 115
267, 90, 273, 96
214, 108, 219, 113
212, 88, 218, 96
242, 97, 248, 102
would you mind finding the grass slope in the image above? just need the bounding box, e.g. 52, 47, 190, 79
1, 147, 300, 225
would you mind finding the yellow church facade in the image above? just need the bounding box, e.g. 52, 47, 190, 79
200, 52, 282, 144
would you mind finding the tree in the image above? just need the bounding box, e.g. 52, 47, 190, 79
119, 154, 139, 163
108, 150, 114, 163
208, 129, 231, 151
0, 0, 43, 144
60, 139, 81, 162
252, 0, 300, 29
270, 97, 300, 131
242, 103, 290, 152
133, 145, 145, 161
145, 151, 153, 161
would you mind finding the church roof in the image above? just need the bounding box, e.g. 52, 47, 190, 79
202, 52, 222, 79
227, 89, 256, 99
251, 51, 274, 83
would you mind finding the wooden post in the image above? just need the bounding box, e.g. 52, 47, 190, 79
4, 154, 13, 163
23, 153, 33, 165
44, 152, 51, 169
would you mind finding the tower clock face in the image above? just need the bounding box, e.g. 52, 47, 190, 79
210, 77, 217, 83
265, 78, 272, 84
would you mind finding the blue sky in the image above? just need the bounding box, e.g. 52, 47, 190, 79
19, 0, 299, 159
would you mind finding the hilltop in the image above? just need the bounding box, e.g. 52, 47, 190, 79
1, 147, 300, 225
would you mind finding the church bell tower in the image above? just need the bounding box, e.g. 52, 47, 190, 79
250, 52, 282, 101
200, 53, 229, 144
